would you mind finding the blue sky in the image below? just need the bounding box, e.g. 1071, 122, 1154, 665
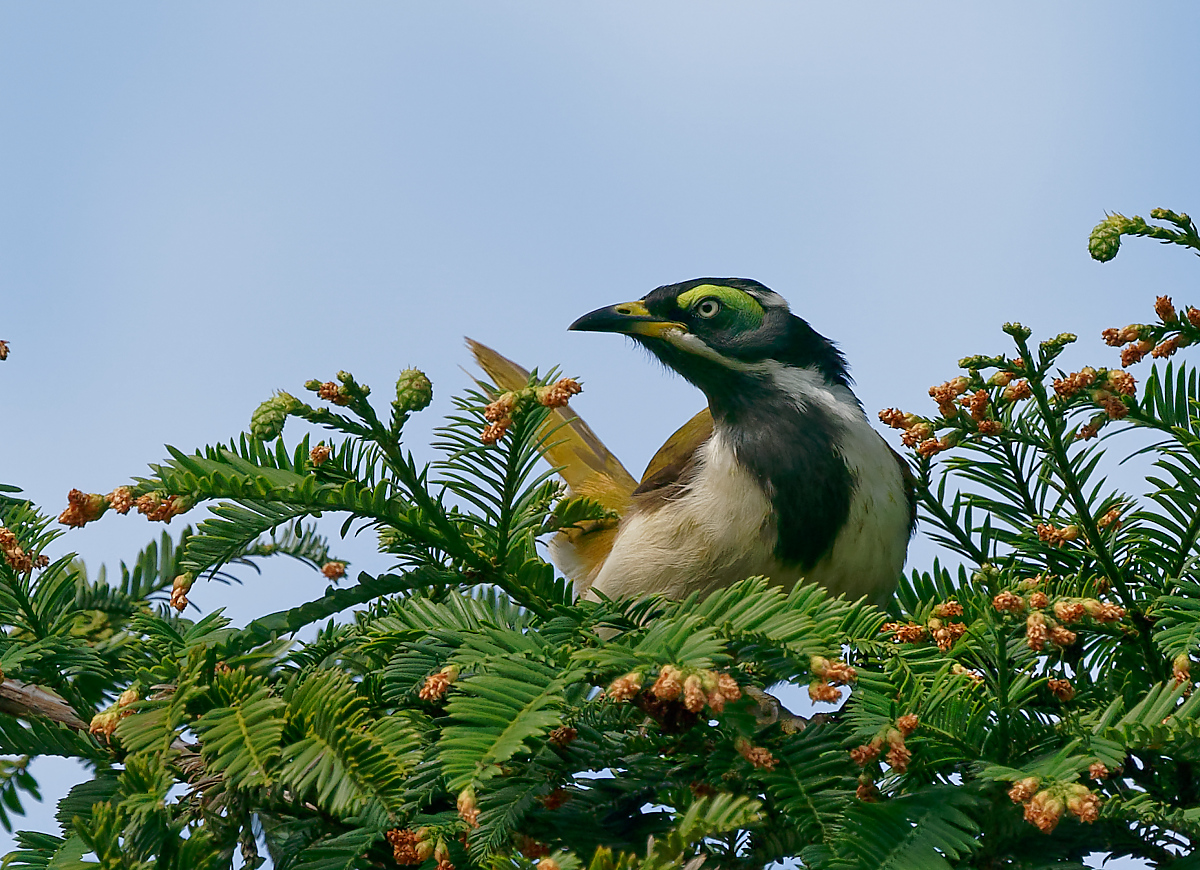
3, 3, 1199, 864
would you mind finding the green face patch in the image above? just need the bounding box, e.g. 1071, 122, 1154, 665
676, 284, 765, 329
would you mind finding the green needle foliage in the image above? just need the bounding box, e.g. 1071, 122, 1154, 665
3, 209, 1200, 868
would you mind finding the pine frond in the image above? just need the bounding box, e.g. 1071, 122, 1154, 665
191, 676, 286, 789
290, 828, 381, 870
278, 669, 410, 817
439, 655, 570, 791
815, 786, 980, 870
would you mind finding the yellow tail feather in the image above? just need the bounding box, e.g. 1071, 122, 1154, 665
465, 338, 715, 592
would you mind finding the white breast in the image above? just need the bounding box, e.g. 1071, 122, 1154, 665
586, 364, 911, 605
588, 429, 791, 601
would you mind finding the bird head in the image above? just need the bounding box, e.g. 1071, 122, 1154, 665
570, 278, 852, 410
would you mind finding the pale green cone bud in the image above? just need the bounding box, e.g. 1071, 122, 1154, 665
1088, 215, 1125, 262
251, 392, 302, 441
394, 368, 434, 414
1002, 322, 1032, 341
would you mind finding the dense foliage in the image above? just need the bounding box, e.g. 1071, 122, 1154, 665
2, 209, 1200, 869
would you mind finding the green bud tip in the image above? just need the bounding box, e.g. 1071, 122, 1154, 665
1088, 215, 1125, 262
1002, 322, 1033, 341
250, 392, 301, 441
394, 368, 434, 414
958, 355, 996, 370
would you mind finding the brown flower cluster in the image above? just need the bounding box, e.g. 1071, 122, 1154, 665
515, 836, 551, 860
58, 489, 110, 528
916, 435, 955, 457
386, 829, 433, 866
1104, 298, 1199, 365
0, 339, 8, 361
548, 725, 577, 747
993, 591, 1026, 613
1026, 613, 1078, 652
538, 787, 568, 810
88, 687, 140, 741
109, 486, 133, 514
851, 722, 918, 773
606, 670, 644, 702
849, 742, 880, 766
896, 714, 920, 735
1011, 781, 1101, 833
1025, 613, 1050, 651
1106, 370, 1137, 397
1082, 599, 1126, 622
808, 681, 841, 703
1122, 340, 1155, 366
309, 445, 332, 466
961, 389, 988, 419
482, 392, 519, 444
901, 423, 934, 447
317, 381, 352, 405
735, 737, 777, 771
1088, 762, 1110, 780
883, 602, 967, 651
1037, 523, 1080, 547
933, 600, 964, 618
1093, 393, 1130, 421
1047, 678, 1075, 701
641, 665, 742, 713
1052, 368, 1096, 399
536, 378, 582, 408
1004, 379, 1033, 402
1152, 336, 1183, 359
457, 787, 479, 828
481, 379, 584, 444
1023, 789, 1065, 833
929, 377, 971, 417
992, 590, 1123, 651
136, 492, 190, 524
927, 616, 967, 652
0, 526, 41, 574
170, 573, 194, 612
1097, 507, 1123, 530
420, 665, 460, 701
1053, 600, 1086, 623
855, 779, 879, 802
809, 656, 856, 702
1102, 325, 1143, 348
958, 388, 1002, 434
1008, 776, 1039, 804
811, 656, 857, 685
881, 621, 928, 643
321, 561, 346, 580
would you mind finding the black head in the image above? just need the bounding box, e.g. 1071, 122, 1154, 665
569, 278, 851, 400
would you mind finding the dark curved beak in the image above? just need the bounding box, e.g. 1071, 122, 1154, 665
569, 300, 686, 337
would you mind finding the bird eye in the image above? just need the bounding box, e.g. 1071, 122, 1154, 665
694, 298, 721, 319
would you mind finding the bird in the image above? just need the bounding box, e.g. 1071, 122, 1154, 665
469, 277, 915, 607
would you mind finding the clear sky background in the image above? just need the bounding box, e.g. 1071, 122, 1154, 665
3, 3, 1200, 865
